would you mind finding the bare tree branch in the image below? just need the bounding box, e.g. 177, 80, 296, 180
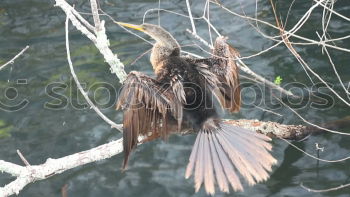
0, 46, 29, 71
301, 182, 350, 193
0, 118, 326, 196
55, 0, 127, 82
0, 138, 124, 197
90, 0, 101, 31
64, 16, 122, 131
185, 29, 297, 98
185, 0, 196, 34
16, 150, 30, 167
1, 0, 350, 196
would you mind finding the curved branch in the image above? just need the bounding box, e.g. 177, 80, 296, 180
64, 16, 122, 131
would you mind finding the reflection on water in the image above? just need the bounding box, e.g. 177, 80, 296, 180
0, 0, 349, 196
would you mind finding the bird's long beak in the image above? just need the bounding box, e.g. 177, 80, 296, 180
115, 22, 144, 32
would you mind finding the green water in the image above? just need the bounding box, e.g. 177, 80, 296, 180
0, 0, 350, 196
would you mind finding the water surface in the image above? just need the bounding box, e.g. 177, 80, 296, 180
0, 0, 350, 196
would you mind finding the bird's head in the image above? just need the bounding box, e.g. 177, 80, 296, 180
116, 22, 180, 49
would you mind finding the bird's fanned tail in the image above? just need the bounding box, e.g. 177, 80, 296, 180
185, 123, 277, 195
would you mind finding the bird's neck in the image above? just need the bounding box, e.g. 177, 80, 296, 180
153, 31, 180, 52
150, 40, 180, 73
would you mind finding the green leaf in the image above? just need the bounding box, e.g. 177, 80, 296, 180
274, 76, 283, 85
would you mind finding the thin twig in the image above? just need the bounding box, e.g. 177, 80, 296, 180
186, 29, 213, 49
280, 137, 350, 163
101, 10, 154, 46
65, 17, 122, 131
313, 0, 350, 22
16, 150, 30, 167
204, 0, 214, 47
276, 97, 350, 136
157, 0, 161, 25
322, 44, 350, 95
254, 105, 283, 117
269, 0, 350, 106
71, 8, 95, 31
185, 29, 297, 98
212, 1, 350, 53
61, 184, 68, 197
0, 46, 29, 71
301, 182, 350, 193
185, 0, 196, 34
130, 48, 152, 65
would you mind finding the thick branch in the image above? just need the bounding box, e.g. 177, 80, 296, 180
0, 119, 322, 196
0, 161, 25, 177
54, 0, 127, 82
225, 119, 318, 140
90, 0, 101, 31
0, 139, 123, 197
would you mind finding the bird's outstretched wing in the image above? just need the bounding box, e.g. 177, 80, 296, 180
195, 37, 241, 113
116, 71, 183, 169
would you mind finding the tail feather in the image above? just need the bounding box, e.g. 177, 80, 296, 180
221, 124, 273, 150
194, 132, 205, 192
203, 132, 215, 194
222, 127, 276, 172
215, 132, 256, 185
220, 130, 269, 182
226, 125, 273, 151
210, 132, 243, 192
221, 129, 272, 180
185, 130, 201, 178
185, 123, 276, 194
208, 133, 230, 193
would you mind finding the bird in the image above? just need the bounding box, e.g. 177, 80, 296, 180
115, 22, 277, 195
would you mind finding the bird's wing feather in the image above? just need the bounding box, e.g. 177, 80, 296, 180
116, 71, 183, 169
194, 37, 241, 113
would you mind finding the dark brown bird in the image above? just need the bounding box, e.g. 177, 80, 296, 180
116, 22, 277, 194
